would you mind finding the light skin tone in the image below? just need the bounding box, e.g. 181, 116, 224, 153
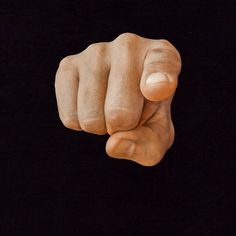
55, 33, 182, 166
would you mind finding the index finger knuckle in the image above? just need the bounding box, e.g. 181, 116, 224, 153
106, 108, 138, 134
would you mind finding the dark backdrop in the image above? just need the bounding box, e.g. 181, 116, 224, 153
1, 0, 235, 235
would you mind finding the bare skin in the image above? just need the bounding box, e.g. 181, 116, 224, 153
55, 33, 182, 166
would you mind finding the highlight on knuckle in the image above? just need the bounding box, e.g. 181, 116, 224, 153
114, 32, 139, 48
106, 108, 136, 132
158, 39, 173, 48
58, 56, 75, 71
85, 42, 107, 59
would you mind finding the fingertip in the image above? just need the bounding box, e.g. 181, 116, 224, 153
106, 136, 136, 159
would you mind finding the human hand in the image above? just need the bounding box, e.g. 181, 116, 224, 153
55, 33, 181, 166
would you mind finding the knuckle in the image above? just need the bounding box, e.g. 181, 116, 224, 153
116, 32, 139, 41
58, 56, 75, 70
84, 42, 108, 66
55, 56, 74, 88
55, 54, 79, 88
86, 42, 107, 58
80, 119, 106, 135
114, 32, 139, 48
158, 39, 173, 48
106, 108, 137, 133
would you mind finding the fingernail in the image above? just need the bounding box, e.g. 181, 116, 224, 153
146, 72, 169, 84
113, 139, 135, 158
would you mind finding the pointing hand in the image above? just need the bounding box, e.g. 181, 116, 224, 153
55, 33, 182, 166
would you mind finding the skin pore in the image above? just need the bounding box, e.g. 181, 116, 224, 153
55, 33, 182, 166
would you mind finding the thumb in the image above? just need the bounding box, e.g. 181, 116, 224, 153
140, 46, 181, 102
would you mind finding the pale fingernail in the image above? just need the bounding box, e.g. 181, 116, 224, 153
146, 72, 169, 84
113, 139, 135, 158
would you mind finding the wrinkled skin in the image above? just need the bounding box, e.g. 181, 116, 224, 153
55, 33, 182, 166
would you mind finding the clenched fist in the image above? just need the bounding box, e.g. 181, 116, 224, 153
55, 33, 182, 166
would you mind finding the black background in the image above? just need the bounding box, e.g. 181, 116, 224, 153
1, 0, 235, 235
